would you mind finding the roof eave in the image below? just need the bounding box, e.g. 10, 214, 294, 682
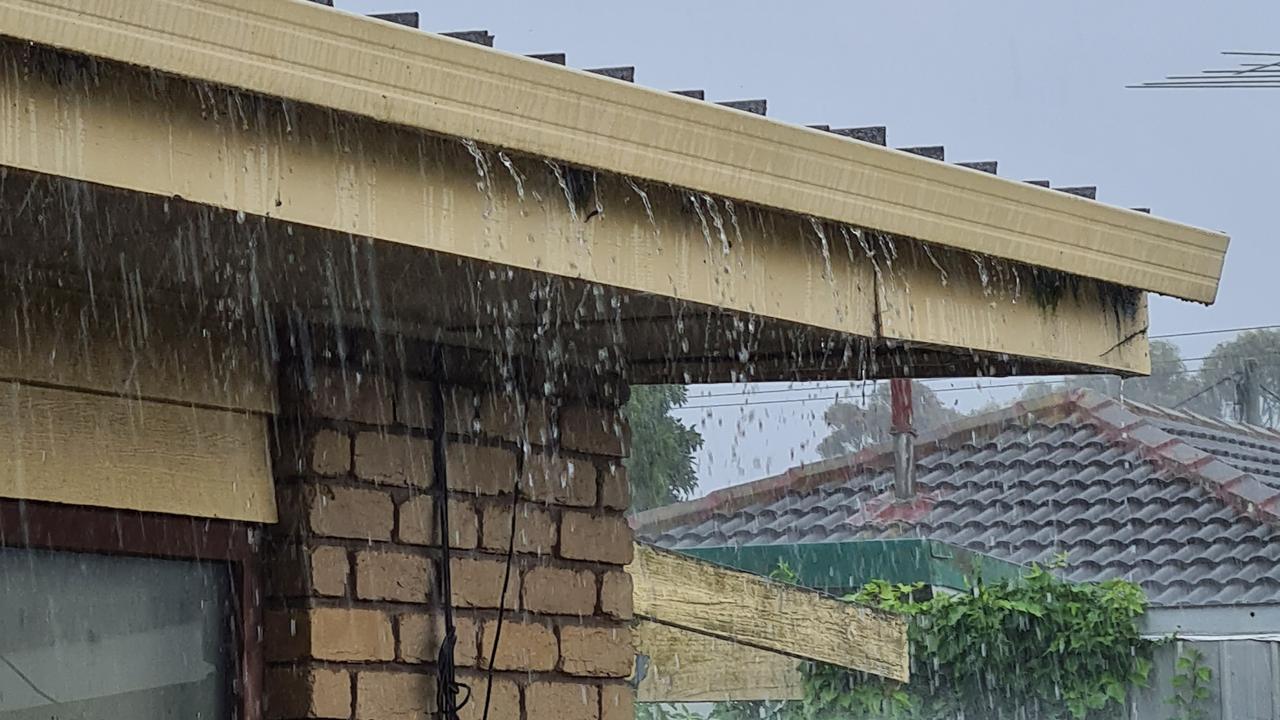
0, 0, 1228, 303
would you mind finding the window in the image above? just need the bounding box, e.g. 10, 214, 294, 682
0, 501, 260, 719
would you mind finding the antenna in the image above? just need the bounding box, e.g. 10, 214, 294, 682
1129, 51, 1280, 90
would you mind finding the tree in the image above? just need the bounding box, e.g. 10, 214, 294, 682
1199, 329, 1280, 425
622, 385, 704, 511
817, 382, 963, 459
1021, 340, 1219, 416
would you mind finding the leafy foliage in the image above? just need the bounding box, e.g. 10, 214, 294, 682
711, 565, 1153, 720
623, 385, 704, 511
1166, 647, 1213, 720
1199, 329, 1280, 424
818, 382, 963, 459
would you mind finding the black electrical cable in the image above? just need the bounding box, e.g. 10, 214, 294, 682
480, 398, 524, 720
433, 354, 470, 720
482, 292, 546, 720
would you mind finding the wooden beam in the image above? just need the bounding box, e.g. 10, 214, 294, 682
0, 49, 1152, 376
0, 381, 275, 522
629, 543, 909, 682
0, 0, 1227, 302
634, 620, 805, 703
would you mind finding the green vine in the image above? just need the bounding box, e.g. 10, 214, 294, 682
712, 561, 1153, 720
1166, 647, 1213, 720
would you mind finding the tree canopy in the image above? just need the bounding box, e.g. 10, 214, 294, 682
622, 385, 704, 512
818, 382, 963, 459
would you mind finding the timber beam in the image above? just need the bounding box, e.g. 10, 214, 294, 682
628, 543, 910, 684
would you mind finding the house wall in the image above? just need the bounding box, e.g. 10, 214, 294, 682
261, 338, 635, 720
1131, 638, 1280, 720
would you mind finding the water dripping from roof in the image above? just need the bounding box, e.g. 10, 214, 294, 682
496, 151, 525, 202
624, 178, 657, 232
460, 138, 495, 218
545, 161, 579, 222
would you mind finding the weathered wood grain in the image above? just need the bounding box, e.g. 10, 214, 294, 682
634, 620, 805, 702
0, 381, 275, 522
629, 543, 909, 682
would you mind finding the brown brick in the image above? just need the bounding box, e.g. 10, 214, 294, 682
264, 608, 395, 662
599, 570, 633, 620
310, 545, 350, 597
479, 393, 553, 446
599, 461, 629, 511
449, 556, 517, 609
480, 619, 558, 671
262, 544, 306, 597
559, 625, 633, 677
560, 512, 633, 565
601, 684, 635, 720
481, 501, 557, 555
293, 363, 394, 426
356, 670, 434, 720
355, 432, 432, 487
266, 666, 351, 719
310, 607, 396, 662
458, 672, 520, 720
398, 379, 478, 434
311, 429, 352, 475
448, 443, 518, 496
523, 454, 597, 507
559, 404, 629, 457
263, 609, 309, 662
522, 566, 596, 615
300, 484, 394, 541
398, 495, 479, 548
399, 612, 479, 667
356, 550, 432, 603
527, 681, 598, 720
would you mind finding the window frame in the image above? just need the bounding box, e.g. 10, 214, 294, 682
0, 499, 263, 720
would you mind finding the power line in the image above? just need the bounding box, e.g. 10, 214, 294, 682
678, 354, 1280, 412
1151, 324, 1280, 340
681, 350, 1279, 404
1172, 374, 1238, 410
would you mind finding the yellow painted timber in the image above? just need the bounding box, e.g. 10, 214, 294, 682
0, 381, 276, 522
0, 285, 276, 414
635, 620, 805, 703
629, 543, 909, 682
0, 0, 1227, 303
0, 49, 1152, 373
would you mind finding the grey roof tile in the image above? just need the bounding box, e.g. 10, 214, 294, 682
638, 393, 1280, 608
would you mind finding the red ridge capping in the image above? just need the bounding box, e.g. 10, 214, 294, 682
1070, 389, 1280, 525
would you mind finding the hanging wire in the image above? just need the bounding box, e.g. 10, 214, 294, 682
433, 350, 471, 720
1173, 373, 1240, 410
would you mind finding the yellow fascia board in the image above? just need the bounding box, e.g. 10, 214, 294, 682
0, 0, 1227, 303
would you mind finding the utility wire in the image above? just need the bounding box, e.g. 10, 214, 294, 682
1173, 374, 1239, 410
1259, 385, 1280, 407
1151, 324, 1280, 339
678, 355, 1280, 410
681, 349, 1280, 403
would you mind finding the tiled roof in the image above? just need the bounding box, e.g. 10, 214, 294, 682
636, 389, 1280, 608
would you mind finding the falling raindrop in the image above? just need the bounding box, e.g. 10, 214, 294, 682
687, 194, 713, 253
497, 151, 525, 201
703, 194, 731, 256
546, 161, 579, 222
807, 217, 835, 282
624, 178, 657, 231
460, 138, 495, 218
922, 244, 949, 286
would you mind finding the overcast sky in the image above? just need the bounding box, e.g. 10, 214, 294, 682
337, 0, 1279, 494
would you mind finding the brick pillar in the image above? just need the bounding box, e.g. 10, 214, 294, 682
262, 345, 634, 720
